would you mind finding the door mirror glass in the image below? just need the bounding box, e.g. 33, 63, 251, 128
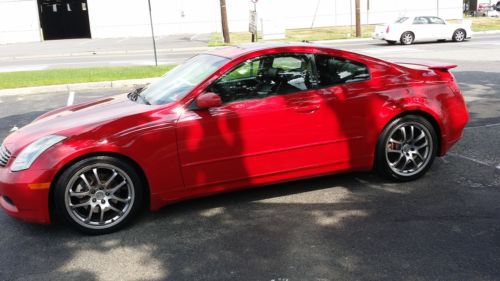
196, 92, 222, 109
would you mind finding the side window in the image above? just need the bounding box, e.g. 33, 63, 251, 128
315, 55, 370, 88
208, 54, 315, 104
428, 17, 445, 24
413, 17, 428, 24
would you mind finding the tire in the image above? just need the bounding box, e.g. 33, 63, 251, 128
54, 156, 145, 235
385, 40, 397, 45
375, 115, 437, 182
452, 29, 466, 42
400, 32, 414, 45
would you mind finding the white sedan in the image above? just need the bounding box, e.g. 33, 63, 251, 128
372, 16, 472, 45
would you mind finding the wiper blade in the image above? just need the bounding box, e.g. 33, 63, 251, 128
127, 87, 150, 105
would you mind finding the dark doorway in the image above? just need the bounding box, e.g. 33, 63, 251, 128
38, 0, 91, 40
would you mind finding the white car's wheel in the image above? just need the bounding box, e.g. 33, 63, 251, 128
400, 32, 414, 45
452, 29, 466, 42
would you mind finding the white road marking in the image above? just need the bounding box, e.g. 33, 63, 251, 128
10, 126, 18, 132
465, 122, 500, 130
116, 38, 129, 43
0, 65, 48, 73
67, 91, 75, 106
353, 47, 421, 54
446, 152, 495, 168
190, 33, 202, 41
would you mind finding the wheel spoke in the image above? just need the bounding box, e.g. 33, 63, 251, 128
109, 205, 123, 215
109, 180, 127, 194
401, 158, 411, 171
80, 174, 92, 189
390, 153, 405, 167
69, 200, 91, 208
69, 190, 90, 197
414, 151, 424, 161
414, 131, 426, 142
399, 127, 407, 141
416, 141, 429, 150
99, 206, 105, 224
410, 157, 419, 168
389, 138, 403, 145
92, 168, 102, 186
85, 205, 96, 222
111, 195, 131, 203
104, 171, 118, 188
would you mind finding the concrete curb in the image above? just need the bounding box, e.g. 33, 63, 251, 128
0, 77, 159, 97
472, 30, 500, 35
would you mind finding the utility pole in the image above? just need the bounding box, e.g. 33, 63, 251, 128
355, 0, 361, 37
220, 0, 230, 43
147, 0, 158, 66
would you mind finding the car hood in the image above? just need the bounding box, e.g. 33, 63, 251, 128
2, 93, 155, 155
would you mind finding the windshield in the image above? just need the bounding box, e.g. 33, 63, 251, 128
140, 54, 229, 105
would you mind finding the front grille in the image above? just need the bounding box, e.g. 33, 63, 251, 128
0, 144, 11, 167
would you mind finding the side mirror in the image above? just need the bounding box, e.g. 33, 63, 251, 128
196, 92, 222, 109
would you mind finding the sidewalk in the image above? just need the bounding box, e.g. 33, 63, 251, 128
0, 34, 211, 61
0, 78, 158, 97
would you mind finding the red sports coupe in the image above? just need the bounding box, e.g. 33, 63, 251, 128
0, 44, 468, 234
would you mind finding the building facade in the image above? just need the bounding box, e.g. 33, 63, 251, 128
0, 0, 463, 44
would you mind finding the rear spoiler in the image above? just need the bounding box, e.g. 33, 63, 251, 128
394, 61, 457, 71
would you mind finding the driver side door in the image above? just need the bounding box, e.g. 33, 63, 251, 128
175, 53, 341, 191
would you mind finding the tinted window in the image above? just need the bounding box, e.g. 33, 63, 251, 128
315, 55, 370, 87
427, 17, 445, 24
413, 17, 429, 24
208, 54, 315, 104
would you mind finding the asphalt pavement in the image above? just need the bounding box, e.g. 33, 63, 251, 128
0, 37, 499, 281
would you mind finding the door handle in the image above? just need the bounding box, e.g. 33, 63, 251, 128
294, 105, 320, 112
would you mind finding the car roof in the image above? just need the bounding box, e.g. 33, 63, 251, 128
204, 42, 325, 59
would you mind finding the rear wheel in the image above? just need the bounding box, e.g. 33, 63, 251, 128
400, 32, 414, 45
375, 115, 437, 182
452, 29, 466, 42
54, 156, 144, 235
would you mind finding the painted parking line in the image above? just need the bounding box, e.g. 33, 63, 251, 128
465, 122, 500, 130
446, 152, 499, 170
67, 91, 75, 106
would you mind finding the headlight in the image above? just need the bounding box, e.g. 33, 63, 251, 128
11, 135, 66, 172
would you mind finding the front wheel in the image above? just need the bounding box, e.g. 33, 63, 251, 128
452, 29, 466, 42
54, 156, 145, 235
375, 115, 437, 182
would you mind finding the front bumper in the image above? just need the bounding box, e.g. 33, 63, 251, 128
0, 167, 53, 224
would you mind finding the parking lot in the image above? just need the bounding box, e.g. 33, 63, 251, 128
0, 37, 500, 280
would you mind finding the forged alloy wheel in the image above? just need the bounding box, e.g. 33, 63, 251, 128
401, 32, 414, 45
55, 156, 144, 234
375, 115, 437, 181
453, 29, 465, 42
385, 123, 432, 177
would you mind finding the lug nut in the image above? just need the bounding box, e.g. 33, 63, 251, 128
105, 193, 110, 196
101, 200, 106, 204
92, 199, 96, 203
